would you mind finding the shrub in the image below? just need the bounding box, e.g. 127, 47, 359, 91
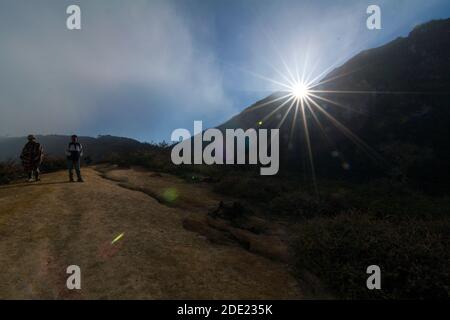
0, 157, 68, 185
213, 175, 285, 201
269, 190, 344, 219
337, 180, 450, 220
40, 157, 67, 172
0, 161, 23, 185
292, 211, 450, 299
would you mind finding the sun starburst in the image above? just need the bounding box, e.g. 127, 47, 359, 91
240, 51, 391, 198
290, 82, 310, 100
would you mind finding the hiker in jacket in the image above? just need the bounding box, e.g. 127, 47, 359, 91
20, 134, 44, 182
66, 135, 84, 182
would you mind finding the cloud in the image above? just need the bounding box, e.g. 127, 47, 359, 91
0, 0, 447, 141
0, 0, 233, 141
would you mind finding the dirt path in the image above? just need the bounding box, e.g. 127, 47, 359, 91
0, 168, 302, 299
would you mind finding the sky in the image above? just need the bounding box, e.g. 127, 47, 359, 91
0, 0, 449, 142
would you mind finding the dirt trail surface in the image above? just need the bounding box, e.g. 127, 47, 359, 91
0, 167, 302, 299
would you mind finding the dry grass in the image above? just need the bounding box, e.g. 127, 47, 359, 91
0, 168, 302, 299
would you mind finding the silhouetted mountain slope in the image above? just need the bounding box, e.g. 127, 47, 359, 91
0, 134, 149, 162
218, 19, 450, 190
325, 19, 450, 92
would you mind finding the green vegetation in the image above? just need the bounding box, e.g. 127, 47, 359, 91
104, 148, 449, 299
293, 212, 449, 299
216, 174, 449, 299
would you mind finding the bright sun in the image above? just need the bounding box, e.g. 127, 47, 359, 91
291, 82, 310, 99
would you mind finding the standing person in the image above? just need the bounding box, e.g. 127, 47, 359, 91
66, 135, 84, 182
20, 135, 44, 182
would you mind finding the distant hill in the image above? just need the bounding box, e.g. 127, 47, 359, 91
218, 19, 450, 190
0, 134, 150, 162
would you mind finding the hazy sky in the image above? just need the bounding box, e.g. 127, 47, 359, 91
1, 0, 449, 142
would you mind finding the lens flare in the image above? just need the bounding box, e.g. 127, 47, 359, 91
111, 232, 124, 245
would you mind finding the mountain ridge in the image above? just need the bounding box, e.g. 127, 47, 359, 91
0, 134, 149, 162
216, 18, 450, 189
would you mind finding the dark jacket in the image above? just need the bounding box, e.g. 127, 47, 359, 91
66, 142, 83, 161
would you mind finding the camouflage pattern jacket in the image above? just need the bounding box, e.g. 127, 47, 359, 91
20, 141, 44, 170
